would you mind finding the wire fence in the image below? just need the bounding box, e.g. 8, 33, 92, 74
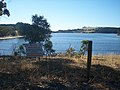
0, 42, 21, 56
52, 42, 120, 55
0, 41, 120, 56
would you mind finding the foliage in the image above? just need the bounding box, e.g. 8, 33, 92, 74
74, 52, 81, 58
31, 14, 51, 42
13, 45, 26, 56
0, 26, 16, 37
16, 15, 51, 44
0, 0, 10, 17
65, 40, 89, 58
15, 22, 30, 36
66, 47, 75, 57
15, 22, 35, 42
44, 40, 55, 55
32, 15, 50, 30
80, 40, 89, 55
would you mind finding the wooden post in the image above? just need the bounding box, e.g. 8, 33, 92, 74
87, 41, 92, 83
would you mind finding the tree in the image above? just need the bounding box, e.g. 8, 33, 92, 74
31, 14, 51, 42
17, 15, 54, 55
31, 14, 54, 54
0, 0, 10, 17
19, 15, 51, 44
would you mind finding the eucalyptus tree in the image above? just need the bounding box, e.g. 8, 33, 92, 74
16, 15, 54, 55
31, 14, 54, 54
31, 14, 51, 42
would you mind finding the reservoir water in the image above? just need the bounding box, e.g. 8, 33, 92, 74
0, 33, 120, 55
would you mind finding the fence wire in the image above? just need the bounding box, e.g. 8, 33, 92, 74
51, 42, 120, 54
0, 41, 120, 55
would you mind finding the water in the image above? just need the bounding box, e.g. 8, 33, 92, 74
0, 38, 26, 55
0, 33, 120, 55
51, 33, 120, 55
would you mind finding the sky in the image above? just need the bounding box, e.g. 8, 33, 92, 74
0, 0, 120, 31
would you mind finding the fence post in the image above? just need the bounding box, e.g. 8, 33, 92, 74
87, 41, 92, 83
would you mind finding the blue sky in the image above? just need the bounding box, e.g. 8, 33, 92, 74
0, 0, 120, 31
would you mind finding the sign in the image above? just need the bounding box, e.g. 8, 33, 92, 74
24, 43, 44, 57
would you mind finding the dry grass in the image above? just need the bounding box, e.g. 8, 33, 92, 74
92, 55, 120, 69
0, 55, 120, 90
20, 60, 38, 71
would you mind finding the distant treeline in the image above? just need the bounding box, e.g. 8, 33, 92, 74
0, 24, 120, 37
0, 23, 33, 37
0, 24, 16, 37
95, 27, 120, 33
54, 27, 120, 34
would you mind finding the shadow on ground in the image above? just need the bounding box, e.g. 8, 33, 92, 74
0, 58, 120, 90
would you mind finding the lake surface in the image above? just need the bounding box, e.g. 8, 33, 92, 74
51, 33, 120, 55
0, 33, 120, 55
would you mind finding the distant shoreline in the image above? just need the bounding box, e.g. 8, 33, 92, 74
0, 36, 24, 40
53, 27, 120, 34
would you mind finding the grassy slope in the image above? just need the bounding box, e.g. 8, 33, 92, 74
0, 55, 120, 90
